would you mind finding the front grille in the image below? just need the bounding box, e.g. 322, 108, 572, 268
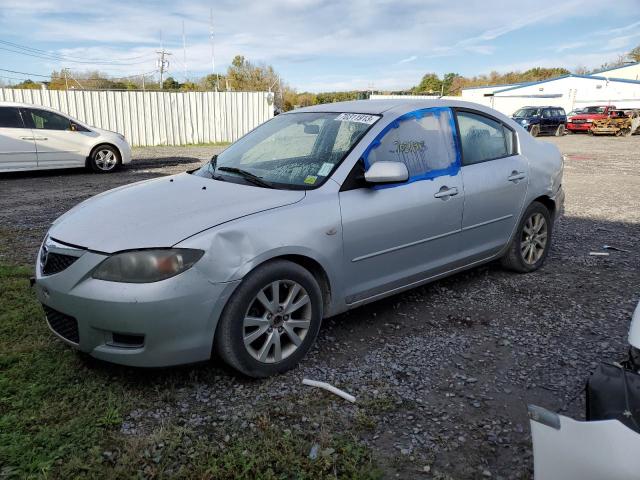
43, 305, 79, 344
42, 252, 78, 276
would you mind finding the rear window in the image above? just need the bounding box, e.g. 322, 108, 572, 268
0, 107, 24, 128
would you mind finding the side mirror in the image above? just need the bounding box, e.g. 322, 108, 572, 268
364, 161, 409, 184
303, 124, 320, 134
69, 122, 77, 131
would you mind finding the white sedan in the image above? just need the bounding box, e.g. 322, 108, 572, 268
0, 102, 131, 173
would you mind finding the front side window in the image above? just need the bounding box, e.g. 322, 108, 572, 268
457, 111, 514, 165
0, 107, 24, 128
27, 109, 72, 130
514, 108, 540, 118
192, 112, 378, 189
364, 108, 458, 181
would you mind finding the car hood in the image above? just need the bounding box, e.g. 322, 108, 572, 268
49, 173, 305, 253
571, 113, 604, 120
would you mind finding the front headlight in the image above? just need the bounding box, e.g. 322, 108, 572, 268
92, 249, 204, 283
586, 119, 593, 123
520, 119, 529, 126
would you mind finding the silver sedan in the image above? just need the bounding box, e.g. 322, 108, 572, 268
34, 99, 564, 377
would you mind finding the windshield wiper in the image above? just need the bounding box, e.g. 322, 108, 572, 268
217, 166, 274, 189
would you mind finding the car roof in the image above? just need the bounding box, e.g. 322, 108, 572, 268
0, 101, 60, 111
284, 98, 515, 120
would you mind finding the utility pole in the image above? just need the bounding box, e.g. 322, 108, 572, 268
182, 20, 187, 83
63, 68, 69, 90
156, 49, 172, 89
209, 8, 217, 90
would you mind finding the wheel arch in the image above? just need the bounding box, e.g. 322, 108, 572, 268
259, 254, 332, 315
532, 194, 556, 219
86, 142, 122, 168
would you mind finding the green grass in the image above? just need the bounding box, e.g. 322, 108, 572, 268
0, 265, 381, 479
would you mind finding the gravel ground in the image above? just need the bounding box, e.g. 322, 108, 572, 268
1, 135, 639, 478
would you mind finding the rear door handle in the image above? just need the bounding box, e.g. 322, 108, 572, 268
508, 171, 526, 182
434, 186, 459, 199
33, 137, 48, 141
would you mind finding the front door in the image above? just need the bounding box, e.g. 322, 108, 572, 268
0, 106, 37, 171
22, 108, 88, 169
339, 107, 464, 305
455, 109, 529, 260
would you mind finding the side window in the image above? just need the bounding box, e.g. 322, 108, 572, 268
365, 108, 458, 180
456, 111, 514, 165
542, 109, 551, 118
28, 109, 72, 131
0, 107, 24, 128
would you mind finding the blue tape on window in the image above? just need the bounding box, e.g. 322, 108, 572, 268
362, 107, 461, 189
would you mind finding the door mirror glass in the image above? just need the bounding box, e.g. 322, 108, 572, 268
364, 161, 409, 184
70, 122, 78, 131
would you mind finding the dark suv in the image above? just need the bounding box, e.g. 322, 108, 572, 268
512, 106, 567, 137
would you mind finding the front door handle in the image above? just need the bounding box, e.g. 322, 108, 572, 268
20, 136, 35, 140
434, 186, 459, 199
508, 171, 526, 182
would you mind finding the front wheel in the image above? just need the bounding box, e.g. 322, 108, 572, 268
529, 125, 540, 137
89, 145, 120, 173
214, 260, 323, 378
501, 202, 552, 273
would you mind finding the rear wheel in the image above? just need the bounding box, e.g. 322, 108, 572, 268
529, 125, 540, 137
214, 260, 323, 378
555, 124, 565, 136
501, 202, 552, 273
89, 145, 120, 173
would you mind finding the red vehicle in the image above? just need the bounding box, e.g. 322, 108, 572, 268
567, 105, 616, 133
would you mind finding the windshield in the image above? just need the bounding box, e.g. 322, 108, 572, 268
513, 108, 540, 117
583, 106, 606, 114
192, 112, 379, 189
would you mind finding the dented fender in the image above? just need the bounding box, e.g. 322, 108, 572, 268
175, 187, 347, 316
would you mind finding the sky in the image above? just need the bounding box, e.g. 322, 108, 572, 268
0, 0, 639, 92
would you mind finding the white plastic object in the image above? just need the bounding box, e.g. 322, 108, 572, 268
628, 301, 640, 350
302, 378, 356, 403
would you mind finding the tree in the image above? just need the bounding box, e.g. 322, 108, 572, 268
14, 79, 41, 89
162, 77, 180, 90
412, 73, 442, 94
629, 45, 640, 62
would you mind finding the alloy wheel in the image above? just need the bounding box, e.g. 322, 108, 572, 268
243, 280, 312, 363
520, 213, 548, 265
95, 149, 117, 171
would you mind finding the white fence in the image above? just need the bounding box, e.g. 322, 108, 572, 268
0, 88, 274, 147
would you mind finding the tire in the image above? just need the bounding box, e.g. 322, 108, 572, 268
214, 259, 323, 378
500, 202, 552, 273
555, 124, 565, 136
530, 125, 540, 137
89, 145, 120, 173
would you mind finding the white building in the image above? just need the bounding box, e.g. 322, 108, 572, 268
461, 62, 640, 116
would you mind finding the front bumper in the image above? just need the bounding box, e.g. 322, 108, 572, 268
34, 246, 239, 367
566, 122, 591, 131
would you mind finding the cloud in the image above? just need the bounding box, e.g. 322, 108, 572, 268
1, 0, 639, 91
398, 55, 417, 64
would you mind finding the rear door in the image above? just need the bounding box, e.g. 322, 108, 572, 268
339, 107, 464, 304
21, 108, 88, 169
540, 108, 554, 133
455, 109, 528, 261
0, 106, 37, 171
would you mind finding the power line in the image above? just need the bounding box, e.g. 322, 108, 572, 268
0, 39, 155, 65
0, 67, 50, 78
0, 45, 153, 66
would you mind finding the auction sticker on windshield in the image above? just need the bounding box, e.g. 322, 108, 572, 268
335, 113, 378, 124
317, 162, 333, 176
